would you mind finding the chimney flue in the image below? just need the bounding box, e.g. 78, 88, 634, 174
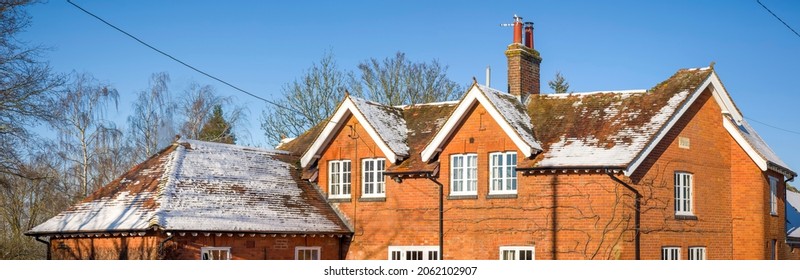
524, 22, 534, 49
505, 15, 541, 100
486, 66, 491, 87
513, 15, 523, 45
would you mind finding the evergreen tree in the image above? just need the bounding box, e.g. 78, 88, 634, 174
548, 71, 570, 93
199, 105, 236, 144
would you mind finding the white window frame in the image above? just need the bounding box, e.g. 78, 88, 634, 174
661, 247, 681, 260
688, 246, 706, 260
362, 158, 386, 198
769, 176, 778, 216
200, 246, 231, 260
388, 246, 440, 260
450, 154, 478, 196
328, 160, 351, 199
674, 172, 693, 216
295, 246, 321, 260
489, 152, 517, 195
499, 246, 534, 260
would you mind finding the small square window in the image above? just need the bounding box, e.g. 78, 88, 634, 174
499, 246, 534, 260
201, 247, 231, 260
688, 247, 706, 260
295, 246, 320, 260
661, 247, 680, 260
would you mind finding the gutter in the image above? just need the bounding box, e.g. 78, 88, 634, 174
606, 172, 641, 260
34, 235, 51, 260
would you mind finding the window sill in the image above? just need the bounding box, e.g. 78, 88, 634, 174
328, 197, 352, 203
359, 197, 386, 202
486, 193, 517, 199
771, 213, 778, 217
448, 195, 478, 200
674, 214, 697, 220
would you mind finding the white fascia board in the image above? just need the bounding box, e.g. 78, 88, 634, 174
624, 76, 712, 177
723, 116, 769, 171
420, 86, 534, 162
706, 72, 743, 124
300, 98, 398, 168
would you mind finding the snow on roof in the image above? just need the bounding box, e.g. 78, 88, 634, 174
787, 188, 800, 239
534, 90, 691, 167
477, 84, 543, 151
28, 139, 350, 235
728, 116, 795, 176
349, 96, 409, 156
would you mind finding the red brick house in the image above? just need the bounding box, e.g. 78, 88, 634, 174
29, 15, 799, 260
26, 140, 351, 260
280, 15, 798, 260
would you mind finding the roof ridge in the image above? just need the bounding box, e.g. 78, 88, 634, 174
149, 143, 186, 230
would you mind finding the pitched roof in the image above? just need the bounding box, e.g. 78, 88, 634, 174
788, 188, 800, 240
525, 68, 712, 169
27, 139, 351, 235
281, 67, 794, 179
300, 96, 409, 167
420, 84, 542, 162
725, 115, 795, 177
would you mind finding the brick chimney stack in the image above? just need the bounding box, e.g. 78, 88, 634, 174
505, 15, 541, 102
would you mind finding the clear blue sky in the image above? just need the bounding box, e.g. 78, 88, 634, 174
19, 0, 800, 173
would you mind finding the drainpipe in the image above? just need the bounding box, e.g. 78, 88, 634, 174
425, 175, 444, 260
34, 235, 51, 260
606, 172, 641, 260
158, 232, 174, 260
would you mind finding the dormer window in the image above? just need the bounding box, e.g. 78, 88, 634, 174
451, 154, 478, 196
328, 160, 351, 199
362, 158, 386, 198
490, 152, 517, 195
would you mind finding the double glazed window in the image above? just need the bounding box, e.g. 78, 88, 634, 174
451, 154, 478, 195
674, 172, 693, 215
362, 158, 386, 198
490, 152, 517, 194
329, 160, 351, 199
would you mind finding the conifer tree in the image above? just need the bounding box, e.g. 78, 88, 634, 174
199, 105, 236, 144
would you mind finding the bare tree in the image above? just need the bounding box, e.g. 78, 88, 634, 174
54, 73, 119, 198
260, 52, 350, 145
352, 52, 463, 106
260, 51, 463, 146
0, 0, 65, 179
127, 72, 175, 161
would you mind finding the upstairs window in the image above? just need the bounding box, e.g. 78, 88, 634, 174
490, 152, 517, 194
201, 247, 231, 260
450, 154, 477, 196
769, 176, 778, 216
362, 158, 386, 198
661, 247, 680, 260
499, 246, 534, 260
329, 160, 351, 199
674, 172, 693, 216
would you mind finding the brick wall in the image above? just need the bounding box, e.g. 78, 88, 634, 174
50, 235, 160, 260
629, 87, 734, 260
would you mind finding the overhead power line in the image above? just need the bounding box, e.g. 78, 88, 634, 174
66, 0, 297, 114
745, 117, 800, 136
756, 0, 800, 38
